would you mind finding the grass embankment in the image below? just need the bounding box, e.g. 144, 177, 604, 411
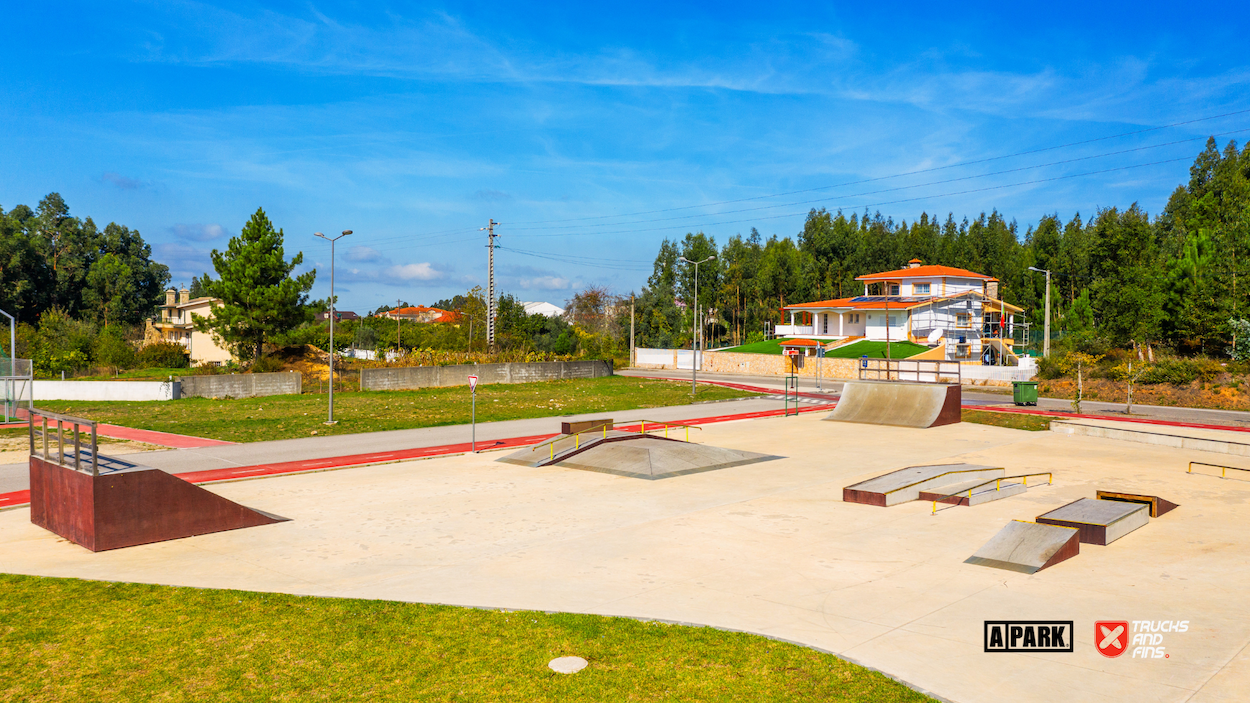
37, 376, 758, 443
0, 574, 930, 703
960, 409, 1051, 431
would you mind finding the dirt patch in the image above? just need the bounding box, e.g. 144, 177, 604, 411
1039, 377, 1250, 411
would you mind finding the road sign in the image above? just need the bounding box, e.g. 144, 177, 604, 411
468, 375, 479, 391
783, 349, 799, 357
468, 375, 479, 451
816, 347, 825, 357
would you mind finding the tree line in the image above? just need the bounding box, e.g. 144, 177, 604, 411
629, 138, 1250, 357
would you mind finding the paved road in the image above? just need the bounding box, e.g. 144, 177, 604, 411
620, 367, 1250, 427
0, 396, 814, 494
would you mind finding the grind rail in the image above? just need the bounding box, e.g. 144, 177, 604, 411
858, 358, 961, 384
530, 419, 703, 462
929, 472, 1053, 514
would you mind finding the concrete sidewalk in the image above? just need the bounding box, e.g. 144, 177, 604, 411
0, 397, 802, 495
4, 412, 1247, 702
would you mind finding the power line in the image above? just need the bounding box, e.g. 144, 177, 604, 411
507, 129, 1249, 233
498, 246, 651, 271
504, 107, 1250, 226
511, 157, 1191, 238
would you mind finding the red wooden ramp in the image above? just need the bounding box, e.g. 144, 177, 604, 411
29, 456, 283, 552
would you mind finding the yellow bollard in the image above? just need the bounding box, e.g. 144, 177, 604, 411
576, 434, 580, 449
641, 421, 645, 435
550, 444, 554, 460
686, 426, 689, 442
665, 425, 668, 438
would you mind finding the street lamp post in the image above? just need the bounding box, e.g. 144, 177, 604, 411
678, 255, 716, 394
1028, 266, 1051, 357
315, 229, 352, 424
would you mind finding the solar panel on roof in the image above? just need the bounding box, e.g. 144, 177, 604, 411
850, 296, 928, 303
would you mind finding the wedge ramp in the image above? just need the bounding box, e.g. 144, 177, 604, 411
965, 520, 1080, 574
825, 380, 961, 428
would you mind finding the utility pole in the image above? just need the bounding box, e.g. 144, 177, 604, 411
1028, 267, 1051, 357
396, 298, 402, 356
630, 293, 635, 368
315, 229, 352, 425
678, 255, 715, 394
480, 220, 500, 350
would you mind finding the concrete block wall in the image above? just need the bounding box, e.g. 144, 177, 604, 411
31, 380, 181, 401
701, 351, 861, 379
178, 371, 302, 399
360, 360, 612, 391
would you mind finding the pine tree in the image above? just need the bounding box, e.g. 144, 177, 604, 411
196, 208, 316, 360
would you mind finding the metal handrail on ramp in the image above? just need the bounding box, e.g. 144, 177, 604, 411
529, 420, 703, 462
28, 408, 99, 476
859, 358, 961, 384
1188, 461, 1250, 480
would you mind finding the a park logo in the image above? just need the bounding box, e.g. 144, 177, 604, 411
1096, 621, 1130, 658
984, 621, 1073, 653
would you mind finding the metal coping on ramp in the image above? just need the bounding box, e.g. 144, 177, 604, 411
497, 433, 780, 480
843, 463, 1005, 507
965, 520, 1081, 574
1035, 498, 1149, 546
824, 380, 961, 429
1095, 490, 1179, 518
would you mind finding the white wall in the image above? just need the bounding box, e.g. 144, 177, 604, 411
31, 380, 179, 401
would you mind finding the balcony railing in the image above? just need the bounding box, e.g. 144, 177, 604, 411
775, 324, 814, 337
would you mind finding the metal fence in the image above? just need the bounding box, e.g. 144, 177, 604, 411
2, 358, 33, 423
28, 408, 99, 476
858, 358, 962, 384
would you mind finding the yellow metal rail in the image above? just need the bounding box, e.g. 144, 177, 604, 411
880, 465, 1002, 496
929, 472, 1053, 514
1188, 461, 1250, 479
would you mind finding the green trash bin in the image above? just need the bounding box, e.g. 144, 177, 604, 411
1012, 380, 1039, 406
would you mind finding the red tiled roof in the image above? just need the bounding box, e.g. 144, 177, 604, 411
855, 264, 996, 281
782, 290, 1024, 313
384, 306, 458, 323
779, 338, 821, 347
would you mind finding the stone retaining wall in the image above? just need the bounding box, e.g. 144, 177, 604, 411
178, 371, 302, 399
360, 360, 613, 391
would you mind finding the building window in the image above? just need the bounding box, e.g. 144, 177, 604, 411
914, 283, 930, 295
888, 284, 900, 296
822, 314, 828, 334
956, 313, 971, 329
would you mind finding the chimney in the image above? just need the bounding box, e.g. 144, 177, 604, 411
165, 288, 176, 306
179, 287, 190, 305
908, 258, 923, 269
985, 281, 999, 300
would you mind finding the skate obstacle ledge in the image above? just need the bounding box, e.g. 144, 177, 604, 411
1035, 498, 1148, 546
1095, 490, 1178, 518
965, 520, 1081, 574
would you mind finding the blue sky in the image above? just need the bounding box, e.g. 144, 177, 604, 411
3, 1, 1248, 313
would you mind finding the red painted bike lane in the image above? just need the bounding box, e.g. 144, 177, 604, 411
0, 404, 832, 510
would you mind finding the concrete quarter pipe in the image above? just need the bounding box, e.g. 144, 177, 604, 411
825, 380, 961, 428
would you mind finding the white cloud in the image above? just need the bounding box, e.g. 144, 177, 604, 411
385, 262, 444, 281
169, 223, 227, 242
345, 245, 383, 263
519, 275, 571, 290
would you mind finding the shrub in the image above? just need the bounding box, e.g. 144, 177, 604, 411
1036, 355, 1065, 380
136, 342, 190, 369
251, 355, 285, 373
1136, 358, 1223, 385
92, 328, 136, 369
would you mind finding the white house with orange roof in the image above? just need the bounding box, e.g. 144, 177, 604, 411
777, 259, 1024, 364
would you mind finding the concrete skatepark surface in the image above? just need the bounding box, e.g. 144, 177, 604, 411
843, 463, 1004, 506
4, 411, 1250, 702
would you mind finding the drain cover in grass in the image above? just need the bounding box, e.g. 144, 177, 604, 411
548, 656, 588, 674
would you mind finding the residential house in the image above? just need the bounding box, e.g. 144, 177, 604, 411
315, 310, 359, 323
778, 260, 1023, 364
378, 306, 458, 323
144, 287, 233, 365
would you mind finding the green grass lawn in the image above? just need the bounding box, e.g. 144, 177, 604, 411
0, 574, 931, 703
717, 339, 786, 355
822, 340, 929, 359
36, 376, 758, 443
961, 408, 1052, 431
